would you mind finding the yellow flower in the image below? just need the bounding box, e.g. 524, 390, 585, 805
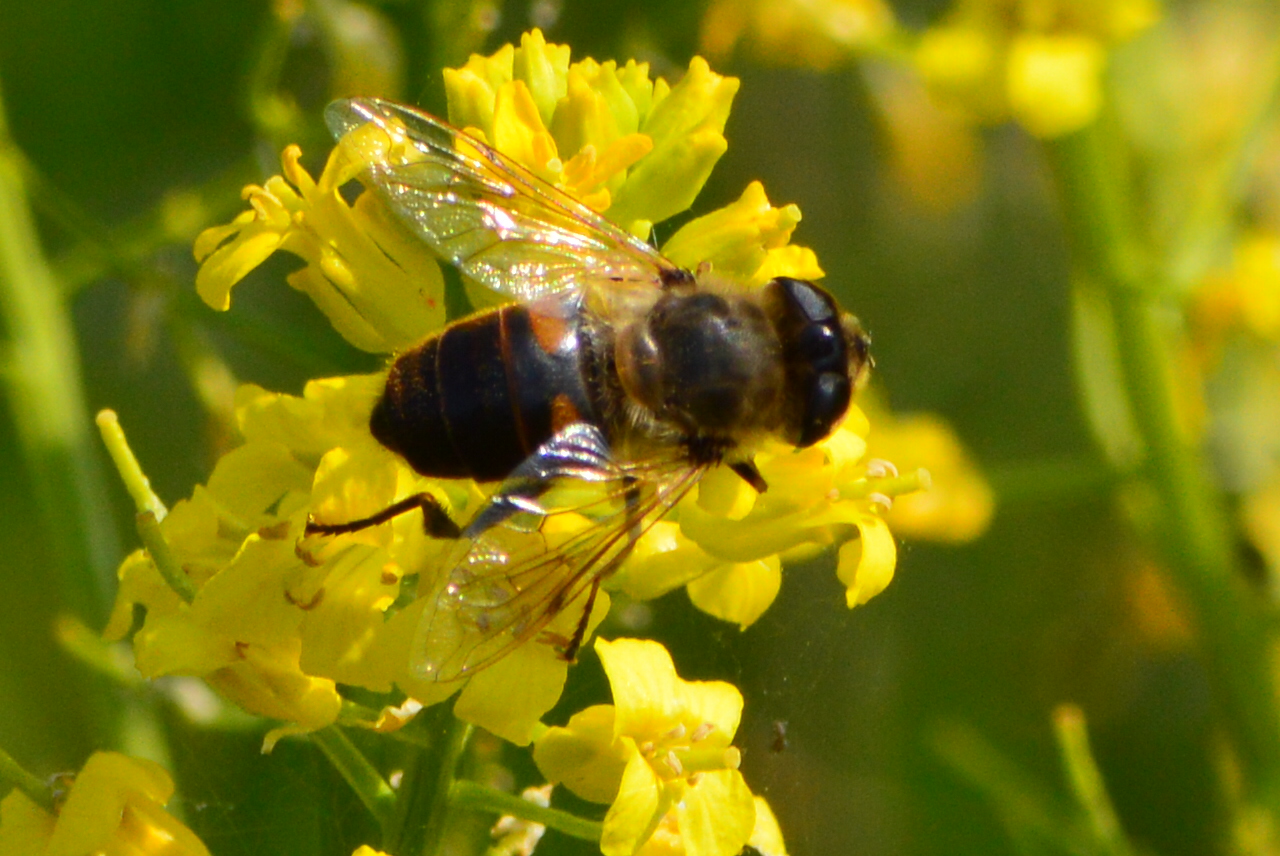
534, 638, 755, 856
193, 131, 445, 354
700, 0, 896, 70
615, 407, 917, 620
442, 29, 738, 241
913, 0, 1161, 138
0, 752, 210, 856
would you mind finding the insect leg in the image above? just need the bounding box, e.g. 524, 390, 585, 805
558, 476, 643, 662
730, 460, 769, 493
560, 576, 601, 663
305, 493, 462, 539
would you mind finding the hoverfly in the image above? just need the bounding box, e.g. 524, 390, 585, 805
307, 98, 872, 684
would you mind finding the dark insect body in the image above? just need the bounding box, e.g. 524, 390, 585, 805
306, 98, 872, 683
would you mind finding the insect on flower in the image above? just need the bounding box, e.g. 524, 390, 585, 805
307, 98, 873, 683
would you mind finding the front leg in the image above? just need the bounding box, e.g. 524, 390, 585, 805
730, 460, 768, 493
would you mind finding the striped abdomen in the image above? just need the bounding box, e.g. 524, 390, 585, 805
370, 304, 596, 482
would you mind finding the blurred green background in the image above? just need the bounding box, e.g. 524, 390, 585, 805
0, 0, 1271, 854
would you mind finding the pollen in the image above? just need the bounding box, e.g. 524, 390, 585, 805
865, 457, 898, 479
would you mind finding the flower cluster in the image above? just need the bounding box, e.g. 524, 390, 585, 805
99, 29, 952, 856
914, 0, 1161, 138
699, 0, 897, 70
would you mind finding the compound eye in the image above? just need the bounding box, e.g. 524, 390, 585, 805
798, 371, 852, 447
777, 277, 838, 322
798, 321, 844, 372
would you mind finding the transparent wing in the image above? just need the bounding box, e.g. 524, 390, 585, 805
411, 423, 704, 682
326, 97, 681, 303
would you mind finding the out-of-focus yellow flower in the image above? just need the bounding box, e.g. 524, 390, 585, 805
914, 0, 1161, 138
1193, 233, 1280, 349
1124, 560, 1194, 652
863, 64, 983, 213
1189, 232, 1280, 590
863, 404, 993, 543
1006, 34, 1105, 138
351, 847, 392, 856
0, 752, 210, 856
700, 0, 896, 70
534, 638, 756, 856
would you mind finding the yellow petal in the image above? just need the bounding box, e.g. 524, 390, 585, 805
597, 638, 684, 737
533, 705, 631, 803
194, 226, 284, 311
513, 28, 571, 127
104, 549, 181, 642
297, 545, 403, 689
660, 182, 801, 280
206, 642, 342, 742
454, 639, 571, 745
235, 374, 386, 458
837, 514, 896, 607
614, 521, 722, 601
597, 638, 743, 743
445, 43, 515, 137
748, 796, 789, 856
685, 555, 781, 629
0, 789, 54, 855
675, 769, 755, 856
492, 80, 561, 178
751, 244, 824, 285
601, 751, 668, 856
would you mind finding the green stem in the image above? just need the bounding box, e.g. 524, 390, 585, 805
94, 411, 202, 602
928, 720, 1088, 851
0, 77, 118, 630
0, 744, 53, 811
418, 718, 473, 856
450, 780, 604, 843
1052, 705, 1134, 856
137, 511, 197, 604
1049, 118, 1280, 802
96, 410, 167, 520
310, 725, 397, 835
